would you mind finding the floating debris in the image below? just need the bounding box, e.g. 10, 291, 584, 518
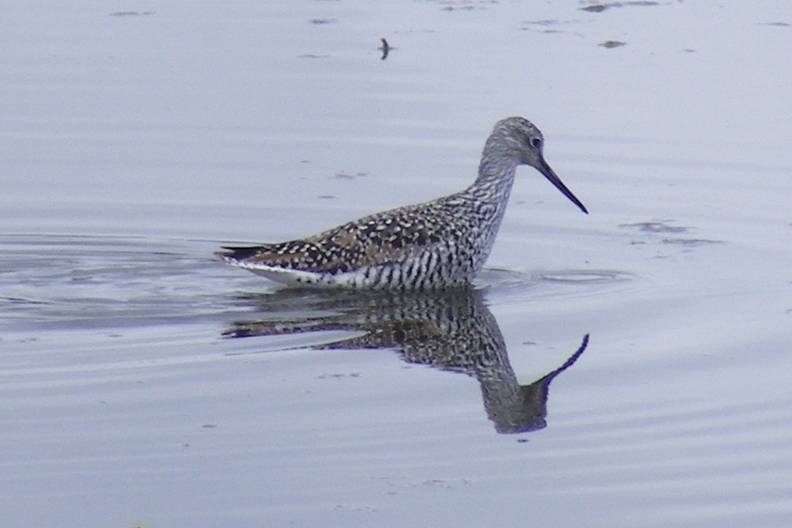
582, 4, 608, 13
434, 0, 491, 12
621, 221, 721, 247
620, 221, 688, 233
318, 372, 361, 379
518, 19, 576, 34
599, 40, 626, 48
442, 5, 477, 12
661, 238, 724, 247
378, 37, 393, 60
521, 19, 561, 26
581, 1, 658, 13
334, 172, 368, 180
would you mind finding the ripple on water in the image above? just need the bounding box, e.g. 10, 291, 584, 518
476, 267, 635, 304
479, 267, 631, 287
0, 234, 244, 331
1, 235, 632, 333
534, 269, 633, 284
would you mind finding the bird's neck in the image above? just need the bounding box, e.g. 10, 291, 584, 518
465, 154, 519, 205
451, 150, 519, 268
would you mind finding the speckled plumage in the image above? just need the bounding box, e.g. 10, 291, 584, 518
218, 117, 587, 289
225, 288, 591, 433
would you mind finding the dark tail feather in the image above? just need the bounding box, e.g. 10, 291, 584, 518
216, 245, 267, 261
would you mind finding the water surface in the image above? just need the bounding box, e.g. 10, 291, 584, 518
2, 1, 792, 526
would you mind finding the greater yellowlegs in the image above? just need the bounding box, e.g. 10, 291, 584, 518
218, 117, 587, 289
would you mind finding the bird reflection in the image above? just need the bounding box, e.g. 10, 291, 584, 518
224, 288, 588, 434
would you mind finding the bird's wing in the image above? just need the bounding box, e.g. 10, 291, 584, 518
219, 199, 469, 274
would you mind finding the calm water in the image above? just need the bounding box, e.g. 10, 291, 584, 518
2, 1, 792, 526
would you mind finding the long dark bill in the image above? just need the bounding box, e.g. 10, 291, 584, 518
537, 157, 588, 214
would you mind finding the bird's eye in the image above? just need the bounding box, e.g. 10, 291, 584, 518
530, 137, 542, 149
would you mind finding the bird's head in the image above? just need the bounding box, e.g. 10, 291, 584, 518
487, 117, 588, 214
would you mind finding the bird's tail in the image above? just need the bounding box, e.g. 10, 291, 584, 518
215, 245, 268, 262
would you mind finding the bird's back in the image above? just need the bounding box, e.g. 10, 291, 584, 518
218, 192, 502, 289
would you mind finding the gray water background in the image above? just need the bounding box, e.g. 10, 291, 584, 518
2, 1, 792, 526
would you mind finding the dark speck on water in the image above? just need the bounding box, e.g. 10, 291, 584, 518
442, 6, 476, 12
582, 1, 658, 13
582, 4, 608, 13
620, 221, 688, 234
318, 372, 361, 379
518, 20, 571, 34
621, 221, 721, 249
522, 19, 561, 26
600, 40, 626, 48
309, 18, 337, 25
662, 238, 724, 247
334, 172, 367, 180
378, 38, 393, 60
